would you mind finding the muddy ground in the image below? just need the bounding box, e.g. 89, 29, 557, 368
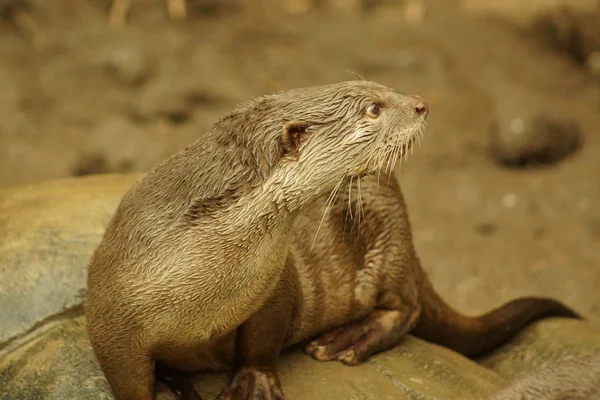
0, 0, 599, 320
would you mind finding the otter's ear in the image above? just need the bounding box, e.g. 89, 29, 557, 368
282, 121, 311, 156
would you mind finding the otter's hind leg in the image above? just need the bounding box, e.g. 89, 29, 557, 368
93, 345, 156, 400
305, 295, 420, 365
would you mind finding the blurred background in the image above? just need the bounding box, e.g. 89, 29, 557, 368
0, 0, 599, 319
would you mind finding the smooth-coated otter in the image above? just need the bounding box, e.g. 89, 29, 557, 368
85, 80, 581, 400
489, 352, 600, 400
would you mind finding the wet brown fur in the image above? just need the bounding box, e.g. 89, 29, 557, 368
490, 352, 600, 400
85, 80, 581, 400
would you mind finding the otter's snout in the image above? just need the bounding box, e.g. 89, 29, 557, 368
408, 95, 429, 119
395, 90, 429, 119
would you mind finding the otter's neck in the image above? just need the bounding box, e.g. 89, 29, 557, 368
226, 164, 347, 235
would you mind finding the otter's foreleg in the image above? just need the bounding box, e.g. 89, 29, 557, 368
296, 172, 426, 366
217, 259, 298, 400
304, 292, 420, 366
305, 175, 423, 365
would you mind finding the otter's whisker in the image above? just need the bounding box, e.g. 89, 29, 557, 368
357, 176, 365, 232
391, 141, 403, 172
386, 149, 396, 182
416, 128, 423, 148
394, 141, 404, 169
380, 144, 394, 181
385, 142, 398, 176
374, 142, 390, 186
388, 142, 403, 184
312, 176, 345, 249
343, 177, 353, 234
402, 142, 409, 166
381, 144, 394, 173
342, 69, 367, 81
384, 144, 393, 176
348, 176, 354, 220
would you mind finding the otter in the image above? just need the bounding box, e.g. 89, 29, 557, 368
85, 80, 581, 400
490, 352, 600, 400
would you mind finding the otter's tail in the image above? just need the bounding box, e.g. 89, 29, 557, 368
411, 280, 582, 358
155, 363, 203, 400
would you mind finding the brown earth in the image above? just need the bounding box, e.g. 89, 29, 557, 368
0, 0, 599, 323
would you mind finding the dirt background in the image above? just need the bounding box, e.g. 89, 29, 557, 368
1, 0, 599, 320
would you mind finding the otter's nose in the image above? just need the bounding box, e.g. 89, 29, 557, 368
410, 95, 429, 118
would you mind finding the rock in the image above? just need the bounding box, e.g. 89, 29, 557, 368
489, 351, 600, 400
481, 318, 600, 399
480, 318, 600, 379
1, 174, 600, 399
283, 0, 313, 14
588, 50, 600, 80
0, 0, 22, 15
489, 102, 582, 168
137, 80, 195, 124
0, 173, 141, 346
460, 0, 598, 27
3, 313, 599, 400
196, 335, 506, 400
530, 8, 600, 73
490, 114, 582, 168
0, 63, 20, 109
187, 0, 243, 16
71, 116, 168, 176
0, 316, 506, 400
96, 35, 154, 88
325, 0, 363, 15
0, 317, 112, 400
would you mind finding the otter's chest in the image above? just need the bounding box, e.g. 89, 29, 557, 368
286, 210, 371, 344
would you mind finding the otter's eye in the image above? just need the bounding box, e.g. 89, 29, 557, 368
366, 103, 381, 119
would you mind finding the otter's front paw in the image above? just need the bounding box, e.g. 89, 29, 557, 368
217, 368, 288, 400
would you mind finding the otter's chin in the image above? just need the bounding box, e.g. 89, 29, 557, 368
345, 168, 372, 180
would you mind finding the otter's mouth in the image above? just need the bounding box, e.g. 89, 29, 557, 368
356, 122, 425, 178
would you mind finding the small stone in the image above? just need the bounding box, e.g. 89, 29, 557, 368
490, 113, 582, 168
71, 153, 114, 177
72, 115, 167, 176
138, 80, 194, 124
327, 0, 362, 15
502, 193, 518, 208
588, 219, 600, 238
284, 0, 312, 14
0, 64, 20, 108
404, 0, 426, 26
578, 197, 591, 211
587, 50, 600, 80
475, 222, 497, 236
532, 227, 546, 239
98, 38, 154, 88
0, 0, 22, 14
187, 0, 243, 15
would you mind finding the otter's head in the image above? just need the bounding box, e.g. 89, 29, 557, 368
275, 80, 428, 179
208, 80, 428, 207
